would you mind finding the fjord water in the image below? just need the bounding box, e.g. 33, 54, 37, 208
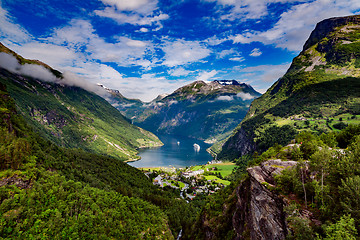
128, 135, 213, 168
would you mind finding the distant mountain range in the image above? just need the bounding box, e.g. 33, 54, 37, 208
105, 80, 261, 144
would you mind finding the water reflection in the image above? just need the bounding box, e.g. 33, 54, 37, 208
128, 135, 213, 168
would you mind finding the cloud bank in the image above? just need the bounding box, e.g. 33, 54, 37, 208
0, 52, 107, 97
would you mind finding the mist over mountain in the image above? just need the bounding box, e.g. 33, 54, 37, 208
0, 43, 162, 161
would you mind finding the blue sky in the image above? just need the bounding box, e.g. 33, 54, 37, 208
0, 0, 359, 101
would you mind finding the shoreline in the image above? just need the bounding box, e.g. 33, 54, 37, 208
125, 142, 165, 163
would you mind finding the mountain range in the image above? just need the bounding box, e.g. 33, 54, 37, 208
107, 80, 261, 144
1, 14, 360, 240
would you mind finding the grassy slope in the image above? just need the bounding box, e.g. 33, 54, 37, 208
0, 64, 162, 161
217, 15, 360, 160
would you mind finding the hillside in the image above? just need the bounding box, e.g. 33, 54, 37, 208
217, 15, 360, 160
188, 126, 360, 239
109, 80, 261, 143
0, 82, 176, 238
0, 44, 162, 161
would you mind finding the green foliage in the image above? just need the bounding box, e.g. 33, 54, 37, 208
0, 172, 173, 239
339, 176, 360, 223
336, 124, 360, 148
323, 215, 357, 240
285, 204, 316, 240
0, 79, 200, 238
187, 181, 238, 239
256, 125, 297, 152
319, 132, 337, 148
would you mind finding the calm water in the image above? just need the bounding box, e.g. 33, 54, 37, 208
128, 135, 213, 168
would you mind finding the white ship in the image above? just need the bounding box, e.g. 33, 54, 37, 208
193, 143, 200, 152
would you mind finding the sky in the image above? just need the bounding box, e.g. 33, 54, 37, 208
0, 0, 359, 101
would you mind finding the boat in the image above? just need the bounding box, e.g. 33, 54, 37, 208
193, 143, 200, 152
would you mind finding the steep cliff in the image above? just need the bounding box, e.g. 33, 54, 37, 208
218, 15, 360, 160
190, 159, 297, 239
233, 160, 297, 239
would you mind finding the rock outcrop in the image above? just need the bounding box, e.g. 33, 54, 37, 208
220, 127, 257, 158
233, 160, 297, 240
303, 15, 360, 51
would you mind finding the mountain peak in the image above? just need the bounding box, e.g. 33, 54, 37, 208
286, 15, 360, 76
303, 15, 360, 51
213, 80, 240, 86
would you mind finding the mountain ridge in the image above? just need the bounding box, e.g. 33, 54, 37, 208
0, 43, 163, 161
217, 14, 360, 160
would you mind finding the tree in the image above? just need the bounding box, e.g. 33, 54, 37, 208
310, 148, 333, 207
339, 176, 360, 222
323, 215, 357, 240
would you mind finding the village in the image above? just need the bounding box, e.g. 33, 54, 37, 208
142, 161, 236, 201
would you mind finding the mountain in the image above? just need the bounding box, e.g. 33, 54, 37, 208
0, 46, 202, 238
217, 15, 360, 160
108, 80, 261, 144
0, 43, 162, 161
188, 16, 360, 239
0, 81, 176, 238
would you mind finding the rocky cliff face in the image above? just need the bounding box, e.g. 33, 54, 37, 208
302, 15, 360, 51
191, 159, 297, 240
233, 160, 297, 240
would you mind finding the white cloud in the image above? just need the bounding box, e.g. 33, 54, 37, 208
197, 70, 217, 81
230, 0, 360, 51
217, 95, 233, 101
47, 19, 154, 68
162, 39, 211, 67
139, 27, 149, 32
168, 67, 192, 77
104, 74, 191, 102
99, 0, 158, 14
95, 7, 169, 27
125, 38, 148, 47
236, 92, 254, 100
204, 0, 306, 21
205, 35, 228, 46
0, 5, 31, 44
10, 42, 78, 68
238, 62, 291, 82
0, 52, 108, 97
95, 0, 168, 29
217, 49, 235, 58
249, 48, 262, 57
229, 56, 245, 62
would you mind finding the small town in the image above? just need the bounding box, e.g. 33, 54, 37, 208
142, 161, 236, 201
